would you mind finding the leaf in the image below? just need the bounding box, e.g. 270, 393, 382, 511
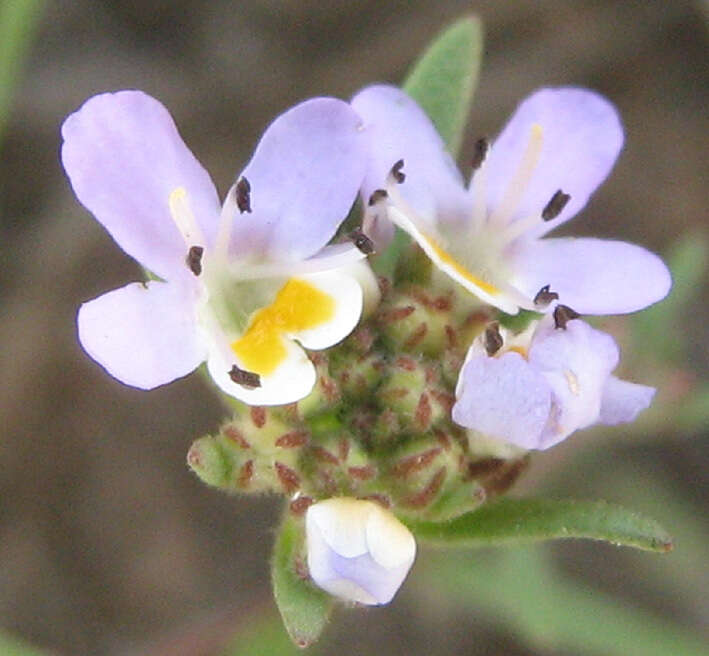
222, 611, 303, 656
271, 511, 332, 648
0, 630, 49, 656
633, 231, 708, 363
403, 15, 483, 157
0, 0, 45, 146
407, 497, 673, 552
425, 547, 708, 656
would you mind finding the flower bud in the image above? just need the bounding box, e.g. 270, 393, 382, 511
305, 498, 416, 605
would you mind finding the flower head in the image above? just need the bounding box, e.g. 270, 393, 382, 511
352, 85, 671, 315
306, 498, 416, 605
63, 91, 369, 405
452, 311, 655, 450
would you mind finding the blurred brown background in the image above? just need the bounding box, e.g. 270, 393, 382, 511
0, 1, 707, 654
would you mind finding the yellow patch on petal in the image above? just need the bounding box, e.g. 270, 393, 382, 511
425, 235, 499, 296
231, 278, 335, 376
507, 346, 528, 359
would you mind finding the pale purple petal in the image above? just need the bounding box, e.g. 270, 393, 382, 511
452, 352, 552, 448
485, 87, 623, 234
61, 91, 221, 281
598, 376, 655, 425
508, 237, 672, 314
529, 317, 619, 447
351, 85, 470, 241
321, 551, 411, 605
77, 281, 206, 389
227, 98, 367, 262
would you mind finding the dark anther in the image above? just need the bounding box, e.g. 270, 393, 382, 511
368, 189, 388, 206
186, 245, 204, 276
534, 284, 559, 306
391, 159, 406, 184
542, 189, 571, 221
484, 322, 504, 356
470, 137, 489, 170
228, 364, 261, 389
553, 304, 580, 330
235, 176, 252, 214
349, 230, 375, 255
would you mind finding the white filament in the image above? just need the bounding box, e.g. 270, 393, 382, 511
487, 123, 544, 228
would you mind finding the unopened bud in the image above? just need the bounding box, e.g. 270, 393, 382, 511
306, 498, 416, 605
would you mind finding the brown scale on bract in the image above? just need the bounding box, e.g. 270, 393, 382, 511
402, 467, 447, 508
347, 465, 376, 481
404, 322, 428, 349
391, 448, 443, 478
250, 406, 266, 428
479, 457, 531, 497
223, 424, 251, 449
414, 393, 433, 431
237, 460, 254, 489
379, 305, 416, 323
275, 462, 300, 494
290, 496, 314, 516
275, 430, 309, 448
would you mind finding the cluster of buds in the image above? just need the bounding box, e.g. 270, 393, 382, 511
188, 275, 530, 521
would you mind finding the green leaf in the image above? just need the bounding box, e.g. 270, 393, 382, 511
425, 547, 708, 656
403, 15, 483, 157
271, 511, 332, 648
0, 0, 44, 146
633, 231, 708, 363
222, 611, 303, 656
0, 630, 48, 656
407, 497, 673, 552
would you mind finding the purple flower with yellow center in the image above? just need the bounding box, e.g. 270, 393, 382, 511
62, 91, 369, 405
352, 85, 671, 315
452, 309, 655, 450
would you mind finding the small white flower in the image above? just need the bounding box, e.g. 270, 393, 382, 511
306, 498, 416, 605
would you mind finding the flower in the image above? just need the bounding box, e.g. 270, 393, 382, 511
351, 85, 671, 315
451, 310, 655, 450
62, 91, 369, 405
306, 497, 416, 605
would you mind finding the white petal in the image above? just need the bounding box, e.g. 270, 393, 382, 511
206, 336, 316, 406
307, 498, 372, 558
291, 270, 364, 350
366, 503, 417, 570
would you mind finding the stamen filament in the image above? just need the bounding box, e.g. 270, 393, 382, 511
214, 184, 237, 262
168, 187, 206, 247
470, 149, 489, 234
488, 123, 544, 228
499, 211, 544, 243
